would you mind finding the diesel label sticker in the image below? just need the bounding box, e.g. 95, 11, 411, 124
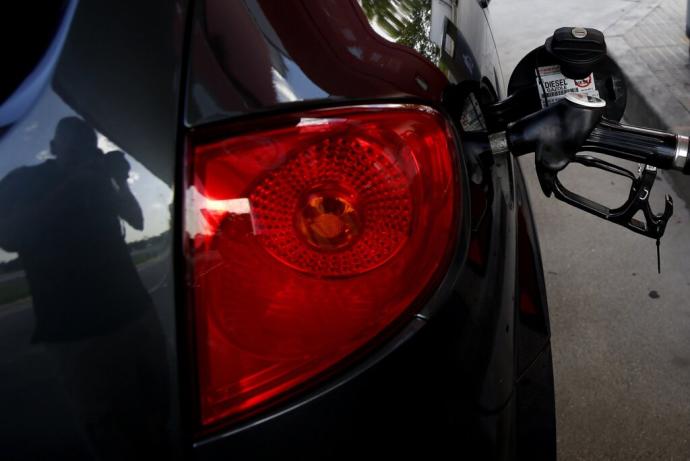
535, 65, 599, 108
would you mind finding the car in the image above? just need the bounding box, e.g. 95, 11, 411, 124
0, 0, 556, 459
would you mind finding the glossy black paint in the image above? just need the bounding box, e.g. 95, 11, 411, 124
0, 0, 554, 459
0, 0, 77, 129
185, 0, 447, 126
0, 0, 188, 458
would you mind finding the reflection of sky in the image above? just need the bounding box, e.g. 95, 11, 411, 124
0, 88, 172, 263
185, 185, 253, 238
271, 58, 328, 103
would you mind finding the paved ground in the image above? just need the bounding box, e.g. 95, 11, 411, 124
491, 1, 690, 459
605, 0, 690, 133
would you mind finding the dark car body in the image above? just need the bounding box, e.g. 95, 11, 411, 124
0, 0, 555, 459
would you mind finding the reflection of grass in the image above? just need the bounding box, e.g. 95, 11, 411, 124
0, 275, 30, 305
132, 250, 159, 266
0, 243, 165, 306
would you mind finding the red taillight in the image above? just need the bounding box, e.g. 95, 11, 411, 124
186, 105, 460, 427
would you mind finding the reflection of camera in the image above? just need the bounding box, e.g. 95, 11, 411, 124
104, 150, 130, 183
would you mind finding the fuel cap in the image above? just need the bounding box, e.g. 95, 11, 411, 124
545, 27, 607, 79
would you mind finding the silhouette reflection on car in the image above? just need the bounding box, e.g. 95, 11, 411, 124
0, 116, 170, 459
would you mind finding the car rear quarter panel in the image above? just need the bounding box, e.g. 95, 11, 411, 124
0, 0, 189, 458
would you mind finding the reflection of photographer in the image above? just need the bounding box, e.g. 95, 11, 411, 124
49, 118, 143, 233
0, 116, 169, 458
103, 150, 143, 231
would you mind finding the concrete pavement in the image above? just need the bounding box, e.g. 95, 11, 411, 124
605, 0, 690, 133
490, 1, 690, 459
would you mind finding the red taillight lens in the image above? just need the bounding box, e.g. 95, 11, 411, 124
186, 105, 460, 427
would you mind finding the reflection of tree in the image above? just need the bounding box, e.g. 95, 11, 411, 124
361, 0, 439, 63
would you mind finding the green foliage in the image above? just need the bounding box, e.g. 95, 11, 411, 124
360, 0, 439, 63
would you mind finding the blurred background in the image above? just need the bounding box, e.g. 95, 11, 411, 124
490, 1, 690, 459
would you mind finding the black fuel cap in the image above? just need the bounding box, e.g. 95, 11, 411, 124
545, 27, 607, 79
